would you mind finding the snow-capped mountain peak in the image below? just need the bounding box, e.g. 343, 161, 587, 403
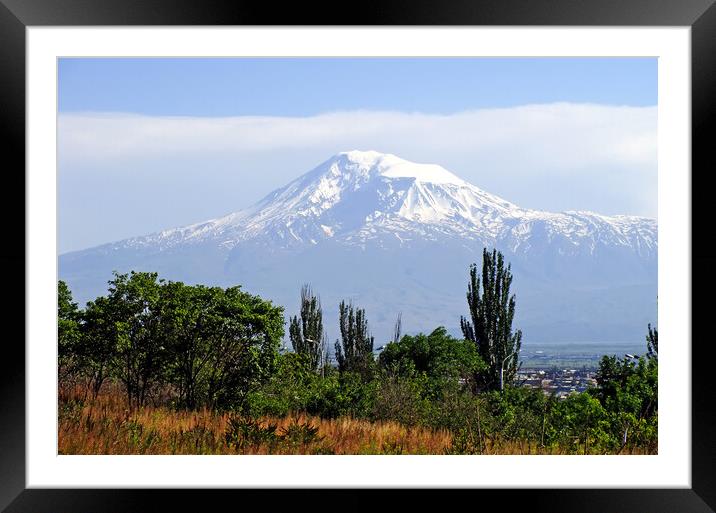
107, 151, 655, 263
334, 150, 467, 186
60, 151, 658, 344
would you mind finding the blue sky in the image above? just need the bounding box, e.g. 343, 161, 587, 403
58, 58, 657, 253
59, 58, 656, 116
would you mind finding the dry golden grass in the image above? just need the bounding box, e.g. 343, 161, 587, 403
58, 384, 651, 455
58, 384, 452, 455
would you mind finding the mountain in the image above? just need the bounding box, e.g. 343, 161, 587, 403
59, 150, 657, 344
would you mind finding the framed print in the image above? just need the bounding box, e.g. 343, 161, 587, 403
3, 0, 716, 511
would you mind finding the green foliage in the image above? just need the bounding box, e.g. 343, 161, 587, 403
158, 281, 284, 410
334, 300, 375, 379
61, 272, 283, 409
224, 416, 280, 451
592, 352, 658, 452
296, 371, 375, 419
158, 281, 215, 409
483, 387, 553, 444
80, 293, 125, 396
246, 354, 378, 420
198, 285, 284, 411
310, 371, 377, 419
223, 415, 322, 453
246, 352, 319, 417
378, 327, 485, 394
548, 392, 612, 454
58, 273, 658, 455
371, 372, 431, 426
460, 248, 523, 392
58, 280, 82, 381
289, 284, 326, 372
646, 323, 658, 360
280, 420, 323, 447
101, 271, 167, 408
438, 386, 554, 453
593, 354, 636, 404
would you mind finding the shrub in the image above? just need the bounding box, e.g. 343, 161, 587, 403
547, 392, 614, 454
371, 373, 430, 426
280, 420, 322, 447
306, 371, 377, 419
224, 416, 280, 452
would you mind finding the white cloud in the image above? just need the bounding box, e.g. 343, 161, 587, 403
58, 103, 656, 172
57, 103, 657, 252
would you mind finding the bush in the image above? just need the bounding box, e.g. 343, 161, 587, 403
371, 373, 431, 426
280, 421, 323, 447
547, 392, 614, 454
306, 371, 377, 419
590, 354, 658, 452
224, 416, 280, 452
378, 327, 485, 394
223, 415, 322, 453
482, 387, 553, 444
246, 352, 318, 417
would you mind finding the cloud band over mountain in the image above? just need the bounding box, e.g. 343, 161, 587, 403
57, 103, 657, 253
59, 103, 656, 168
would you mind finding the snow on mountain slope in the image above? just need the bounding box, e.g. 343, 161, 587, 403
118, 150, 656, 258
60, 151, 657, 343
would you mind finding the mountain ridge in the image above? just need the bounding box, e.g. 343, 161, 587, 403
71, 150, 655, 257
60, 151, 657, 344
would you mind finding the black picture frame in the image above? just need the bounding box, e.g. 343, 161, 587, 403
2, 0, 715, 511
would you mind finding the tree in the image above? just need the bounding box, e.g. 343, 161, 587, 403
392, 312, 402, 344
334, 300, 374, 379
159, 282, 219, 409
102, 271, 167, 408
58, 281, 81, 381
201, 285, 284, 411
288, 284, 325, 372
646, 323, 658, 360
460, 248, 523, 392
378, 326, 484, 389
590, 323, 659, 452
80, 294, 120, 397
550, 392, 611, 454
67, 270, 285, 411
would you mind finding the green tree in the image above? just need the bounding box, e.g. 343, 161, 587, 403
378, 326, 484, 391
592, 354, 635, 405
159, 282, 219, 409
590, 324, 658, 452
549, 392, 612, 454
102, 271, 167, 408
202, 285, 284, 410
288, 284, 325, 372
334, 300, 374, 379
73, 272, 285, 411
58, 280, 81, 381
392, 312, 402, 344
646, 323, 658, 360
460, 248, 523, 392
80, 294, 120, 397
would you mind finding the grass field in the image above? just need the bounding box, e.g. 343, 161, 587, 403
58, 384, 453, 455
58, 383, 651, 455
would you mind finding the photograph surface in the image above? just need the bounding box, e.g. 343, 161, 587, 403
57, 57, 658, 455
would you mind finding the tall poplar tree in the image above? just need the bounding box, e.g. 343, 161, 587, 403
460, 248, 523, 392
289, 284, 325, 372
334, 300, 374, 378
646, 323, 658, 360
